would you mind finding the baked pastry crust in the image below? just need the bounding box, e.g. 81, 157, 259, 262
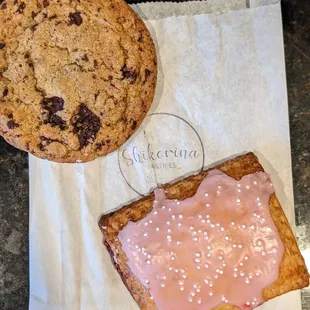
99, 152, 309, 309
0, 0, 157, 162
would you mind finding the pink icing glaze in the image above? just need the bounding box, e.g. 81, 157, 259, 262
119, 170, 285, 310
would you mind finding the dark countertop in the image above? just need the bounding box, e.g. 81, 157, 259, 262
0, 0, 309, 309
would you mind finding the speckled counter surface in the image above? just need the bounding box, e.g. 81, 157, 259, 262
0, 0, 309, 309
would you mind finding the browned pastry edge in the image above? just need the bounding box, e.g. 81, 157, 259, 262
99, 152, 309, 310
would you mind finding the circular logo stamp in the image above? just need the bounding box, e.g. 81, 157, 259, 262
118, 113, 205, 196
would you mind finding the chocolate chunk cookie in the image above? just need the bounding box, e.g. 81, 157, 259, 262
0, 0, 157, 162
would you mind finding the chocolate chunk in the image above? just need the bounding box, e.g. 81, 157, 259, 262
42, 96, 64, 113
73, 104, 101, 149
68, 12, 83, 26
50, 114, 66, 130
121, 65, 137, 84
43, 0, 49, 8
143, 69, 151, 84
42, 12, 48, 18
131, 120, 137, 130
49, 14, 57, 20
41, 96, 67, 129
95, 143, 102, 150
7, 120, 19, 129
31, 24, 38, 31
0, 43, 5, 50
14, 0, 18, 4
38, 136, 61, 151
3, 88, 8, 97
24, 52, 30, 58
82, 54, 89, 61
31, 11, 38, 19
94, 60, 98, 68
38, 136, 51, 150
1, 2, 7, 10
16, 2, 26, 13
8, 113, 13, 119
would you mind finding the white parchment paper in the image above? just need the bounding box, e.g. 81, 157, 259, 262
29, 1, 302, 309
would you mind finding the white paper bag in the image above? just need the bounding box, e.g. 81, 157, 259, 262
29, 1, 302, 309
